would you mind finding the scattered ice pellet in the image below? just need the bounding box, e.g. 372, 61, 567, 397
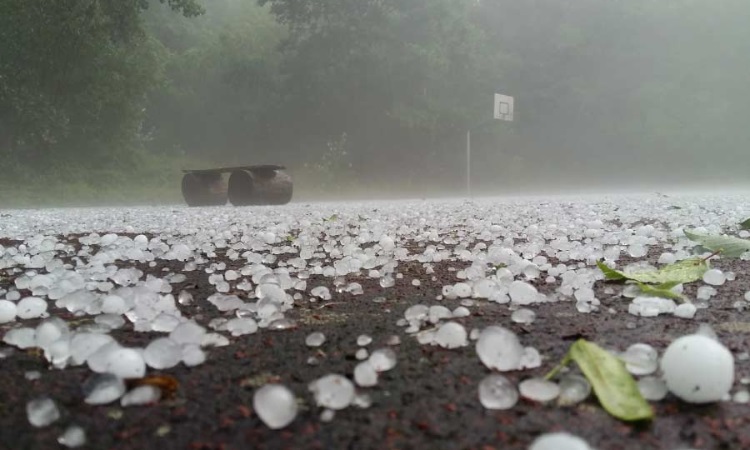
144, 338, 183, 370
16, 296, 48, 319
702, 269, 726, 286
27, 397, 60, 427
557, 374, 591, 406
253, 384, 298, 429
511, 308, 536, 324
478, 374, 518, 410
733, 390, 750, 404
58, 425, 86, 448
529, 432, 592, 450
519, 378, 560, 402
0, 300, 17, 323
369, 348, 397, 372
637, 376, 668, 401
309, 374, 355, 410
354, 361, 378, 387
306, 332, 326, 347
121, 385, 162, 406
476, 326, 523, 371
433, 322, 468, 349
83, 374, 126, 405
357, 335, 372, 346
674, 303, 697, 319
508, 281, 540, 305
104, 348, 146, 379
661, 333, 734, 403
620, 343, 659, 376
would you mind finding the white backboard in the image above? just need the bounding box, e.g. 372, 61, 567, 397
494, 93, 514, 121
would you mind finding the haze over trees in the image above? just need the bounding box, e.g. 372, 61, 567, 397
1, 0, 749, 205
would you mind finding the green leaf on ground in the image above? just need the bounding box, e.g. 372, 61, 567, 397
684, 230, 750, 258
596, 258, 708, 285
323, 214, 339, 222
568, 339, 654, 421
740, 218, 750, 230
635, 281, 684, 301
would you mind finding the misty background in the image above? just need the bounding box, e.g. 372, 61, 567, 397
1, 0, 749, 206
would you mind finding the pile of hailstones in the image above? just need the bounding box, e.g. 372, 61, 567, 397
0, 223, 745, 449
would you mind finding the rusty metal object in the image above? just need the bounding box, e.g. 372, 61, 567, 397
181, 172, 227, 206
181, 165, 292, 207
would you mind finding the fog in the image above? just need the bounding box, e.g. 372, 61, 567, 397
2, 0, 750, 206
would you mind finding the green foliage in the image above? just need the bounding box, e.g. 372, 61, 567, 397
566, 340, 654, 422
740, 218, 750, 230
635, 282, 684, 301
597, 258, 708, 285
684, 230, 750, 258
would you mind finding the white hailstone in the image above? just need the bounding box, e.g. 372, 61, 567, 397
368, 348, 397, 372
357, 335, 372, 346
311, 286, 332, 300
0, 300, 17, 323
182, 344, 206, 367
478, 374, 518, 410
733, 390, 750, 404
121, 385, 162, 407
170, 321, 206, 345
225, 270, 239, 281
452, 306, 471, 318
476, 326, 523, 371
309, 374, 356, 410
379, 235, 395, 251
529, 432, 592, 450
637, 376, 668, 401
628, 296, 676, 317
69, 333, 115, 366
557, 374, 591, 406
58, 425, 86, 448
355, 348, 369, 360
519, 346, 542, 369
105, 348, 146, 379
144, 338, 183, 369
428, 305, 452, 324
661, 333, 734, 403
306, 332, 326, 347
320, 409, 335, 422
100, 295, 127, 314
404, 304, 429, 322
354, 361, 379, 387
225, 318, 259, 336
253, 384, 298, 429
27, 397, 60, 427
346, 283, 364, 295
620, 343, 659, 376
411, 279, 421, 287
511, 308, 536, 325
674, 303, 697, 319
702, 269, 726, 286
83, 374, 126, 405
434, 322, 468, 349
657, 252, 677, 264
508, 281, 540, 305
519, 378, 560, 402
627, 244, 647, 258
379, 275, 395, 288
453, 282, 472, 298
16, 296, 48, 319
696, 286, 717, 301
745, 291, 750, 302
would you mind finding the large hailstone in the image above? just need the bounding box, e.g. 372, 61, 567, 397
253, 384, 298, 429
660, 334, 734, 403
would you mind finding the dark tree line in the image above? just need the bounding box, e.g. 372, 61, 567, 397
2, 0, 750, 198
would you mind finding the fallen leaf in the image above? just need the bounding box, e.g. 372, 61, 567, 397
684, 230, 750, 258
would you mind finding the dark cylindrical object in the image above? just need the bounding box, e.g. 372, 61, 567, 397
181, 172, 227, 206
228, 168, 293, 206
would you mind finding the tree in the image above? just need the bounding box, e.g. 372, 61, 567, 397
0, 0, 203, 168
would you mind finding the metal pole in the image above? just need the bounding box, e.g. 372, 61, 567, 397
466, 129, 471, 198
